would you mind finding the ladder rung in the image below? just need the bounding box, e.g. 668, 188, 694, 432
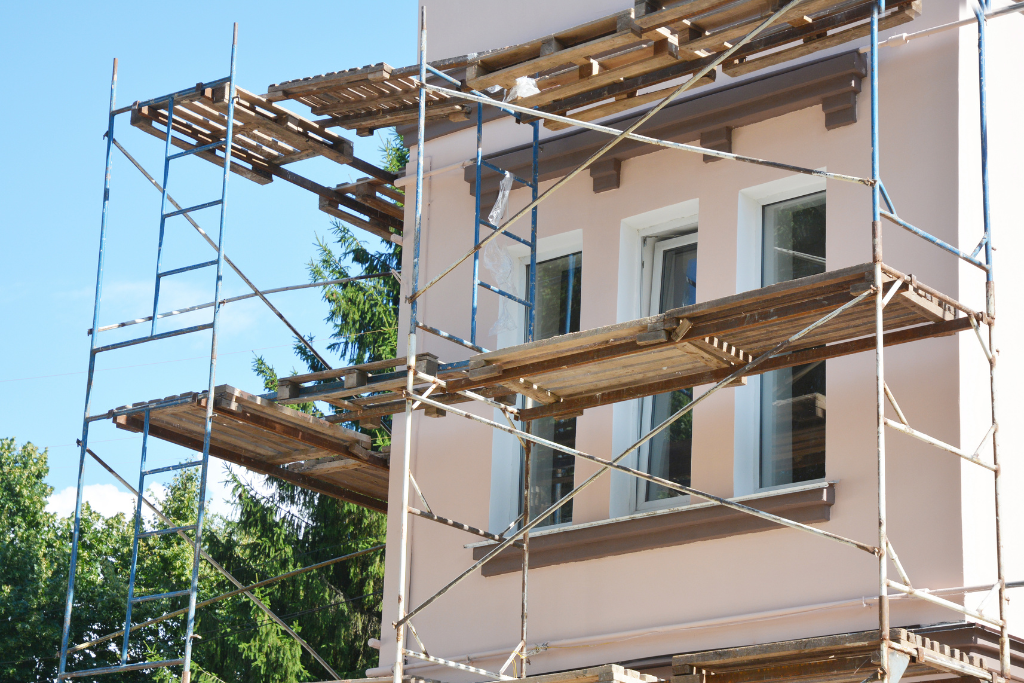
416, 323, 489, 354
158, 260, 219, 278
478, 281, 532, 308
139, 524, 197, 539
478, 220, 532, 247
479, 160, 535, 188
167, 140, 224, 160
59, 658, 185, 678
91, 322, 214, 355
142, 460, 205, 477
164, 199, 222, 219
131, 588, 191, 603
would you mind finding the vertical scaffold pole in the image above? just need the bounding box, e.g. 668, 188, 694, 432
975, 4, 1009, 678
520, 421, 531, 678
59, 56, 117, 678
520, 119, 540, 678
394, 8, 426, 683
181, 23, 238, 683
527, 121, 539, 342
471, 98, 484, 346
870, 0, 890, 678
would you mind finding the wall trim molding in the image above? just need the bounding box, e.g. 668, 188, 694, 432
447, 51, 865, 202
471, 481, 836, 576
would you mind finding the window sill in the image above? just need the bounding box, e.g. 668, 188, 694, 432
470, 481, 836, 576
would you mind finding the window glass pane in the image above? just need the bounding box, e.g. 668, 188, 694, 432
533, 252, 582, 340
644, 242, 696, 503
760, 193, 826, 488
526, 416, 577, 526
522, 252, 582, 526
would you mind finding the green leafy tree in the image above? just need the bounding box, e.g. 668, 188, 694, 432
221, 129, 406, 681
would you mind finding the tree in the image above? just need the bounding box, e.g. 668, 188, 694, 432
0, 438, 222, 682
1, 131, 408, 683
223, 129, 406, 681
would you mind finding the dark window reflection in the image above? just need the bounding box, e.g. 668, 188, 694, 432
760, 193, 826, 488
521, 252, 582, 526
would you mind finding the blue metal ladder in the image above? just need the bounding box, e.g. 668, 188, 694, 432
413, 65, 541, 353
470, 114, 540, 347
58, 26, 240, 682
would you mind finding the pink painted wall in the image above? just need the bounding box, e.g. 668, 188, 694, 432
373, 1, 1023, 678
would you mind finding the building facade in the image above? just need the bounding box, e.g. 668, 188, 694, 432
373, 0, 1024, 679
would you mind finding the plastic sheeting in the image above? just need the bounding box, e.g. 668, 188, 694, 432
484, 172, 520, 337
504, 76, 540, 102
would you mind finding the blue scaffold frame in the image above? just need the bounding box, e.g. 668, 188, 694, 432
414, 62, 542, 354
58, 24, 240, 682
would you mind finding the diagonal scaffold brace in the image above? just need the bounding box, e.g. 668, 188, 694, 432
396, 287, 880, 629
408, 0, 829, 306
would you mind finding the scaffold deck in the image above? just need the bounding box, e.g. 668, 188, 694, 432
109, 385, 389, 512
672, 628, 1000, 683
278, 263, 976, 425
263, 0, 921, 136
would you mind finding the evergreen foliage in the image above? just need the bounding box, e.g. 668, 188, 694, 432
1, 130, 407, 683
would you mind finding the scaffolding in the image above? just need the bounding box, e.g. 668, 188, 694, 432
57, 23, 402, 682
56, 0, 1023, 681
385, 3, 1017, 683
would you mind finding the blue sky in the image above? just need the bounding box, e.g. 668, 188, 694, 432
0, 1, 417, 517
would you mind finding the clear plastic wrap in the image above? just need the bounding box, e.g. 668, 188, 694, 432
484, 172, 520, 336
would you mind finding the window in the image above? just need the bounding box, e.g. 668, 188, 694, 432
760, 192, 826, 488
638, 233, 697, 509
521, 252, 582, 527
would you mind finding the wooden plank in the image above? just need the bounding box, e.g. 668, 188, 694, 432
672, 630, 906, 670
472, 11, 630, 75
468, 29, 645, 91
724, 3, 920, 76
329, 102, 468, 130
514, 39, 684, 110
519, 318, 970, 420
895, 286, 956, 323
499, 378, 561, 405
543, 75, 714, 131
280, 355, 422, 386
113, 414, 387, 511
217, 385, 370, 446
266, 63, 395, 100
287, 454, 364, 474
129, 107, 274, 185
211, 397, 386, 469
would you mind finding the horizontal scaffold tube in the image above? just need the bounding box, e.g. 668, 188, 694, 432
396, 289, 877, 628
886, 579, 1003, 628
66, 544, 384, 655
408, 0, 824, 305
89, 273, 391, 334
416, 82, 873, 187
408, 390, 877, 556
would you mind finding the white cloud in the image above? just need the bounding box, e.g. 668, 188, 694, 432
47, 483, 138, 518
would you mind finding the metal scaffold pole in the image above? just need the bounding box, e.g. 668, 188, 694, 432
181, 24, 238, 683
59, 55, 118, 678
394, 7, 427, 683
974, 1, 1010, 677
870, 0, 890, 678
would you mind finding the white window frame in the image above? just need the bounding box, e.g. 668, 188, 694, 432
633, 232, 699, 513
734, 174, 827, 497
610, 199, 699, 519
487, 230, 583, 533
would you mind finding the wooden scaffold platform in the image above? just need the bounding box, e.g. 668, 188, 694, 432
109, 385, 389, 512
274, 263, 976, 427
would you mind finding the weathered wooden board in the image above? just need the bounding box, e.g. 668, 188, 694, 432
109, 385, 389, 511
262, 0, 923, 134
672, 628, 995, 683
275, 264, 977, 423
